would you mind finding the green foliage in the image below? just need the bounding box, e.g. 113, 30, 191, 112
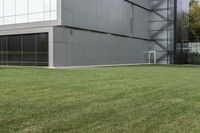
1, 66, 200, 132
190, 0, 197, 7
189, 0, 200, 41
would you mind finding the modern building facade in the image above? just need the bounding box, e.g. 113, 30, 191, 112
0, 0, 189, 67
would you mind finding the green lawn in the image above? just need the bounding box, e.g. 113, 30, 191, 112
1, 65, 200, 133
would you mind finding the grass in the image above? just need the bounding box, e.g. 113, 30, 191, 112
0, 65, 200, 133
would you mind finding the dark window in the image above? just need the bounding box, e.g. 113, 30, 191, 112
23, 34, 36, 66
0, 33, 48, 66
0, 37, 1, 65
36, 34, 48, 66
7, 35, 22, 65
1, 37, 8, 65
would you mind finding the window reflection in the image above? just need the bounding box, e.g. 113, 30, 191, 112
0, 0, 57, 26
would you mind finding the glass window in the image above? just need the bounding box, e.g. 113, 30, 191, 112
0, 18, 3, 25
7, 35, 22, 65
51, 0, 57, 11
16, 15, 28, 24
1, 37, 7, 65
0, 0, 57, 26
16, 0, 28, 15
23, 34, 36, 65
0, 0, 3, 17
0, 33, 48, 66
29, 0, 44, 13
44, 0, 51, 12
51, 11, 57, 20
0, 37, 2, 65
36, 34, 48, 66
4, 16, 15, 24
4, 0, 15, 16
29, 13, 44, 22
44, 12, 51, 21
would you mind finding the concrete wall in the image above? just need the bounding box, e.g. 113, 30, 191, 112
52, 27, 149, 67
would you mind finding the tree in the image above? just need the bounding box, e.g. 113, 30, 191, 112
188, 0, 200, 41
190, 0, 197, 7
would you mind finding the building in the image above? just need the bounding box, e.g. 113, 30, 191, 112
0, 0, 189, 67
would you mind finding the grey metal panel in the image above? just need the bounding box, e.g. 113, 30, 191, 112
96, 0, 109, 32
61, 0, 150, 39
52, 27, 68, 66
53, 27, 149, 67
121, 1, 132, 36
127, 0, 150, 9
133, 6, 150, 39
54, 43, 68, 66
61, 0, 74, 26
